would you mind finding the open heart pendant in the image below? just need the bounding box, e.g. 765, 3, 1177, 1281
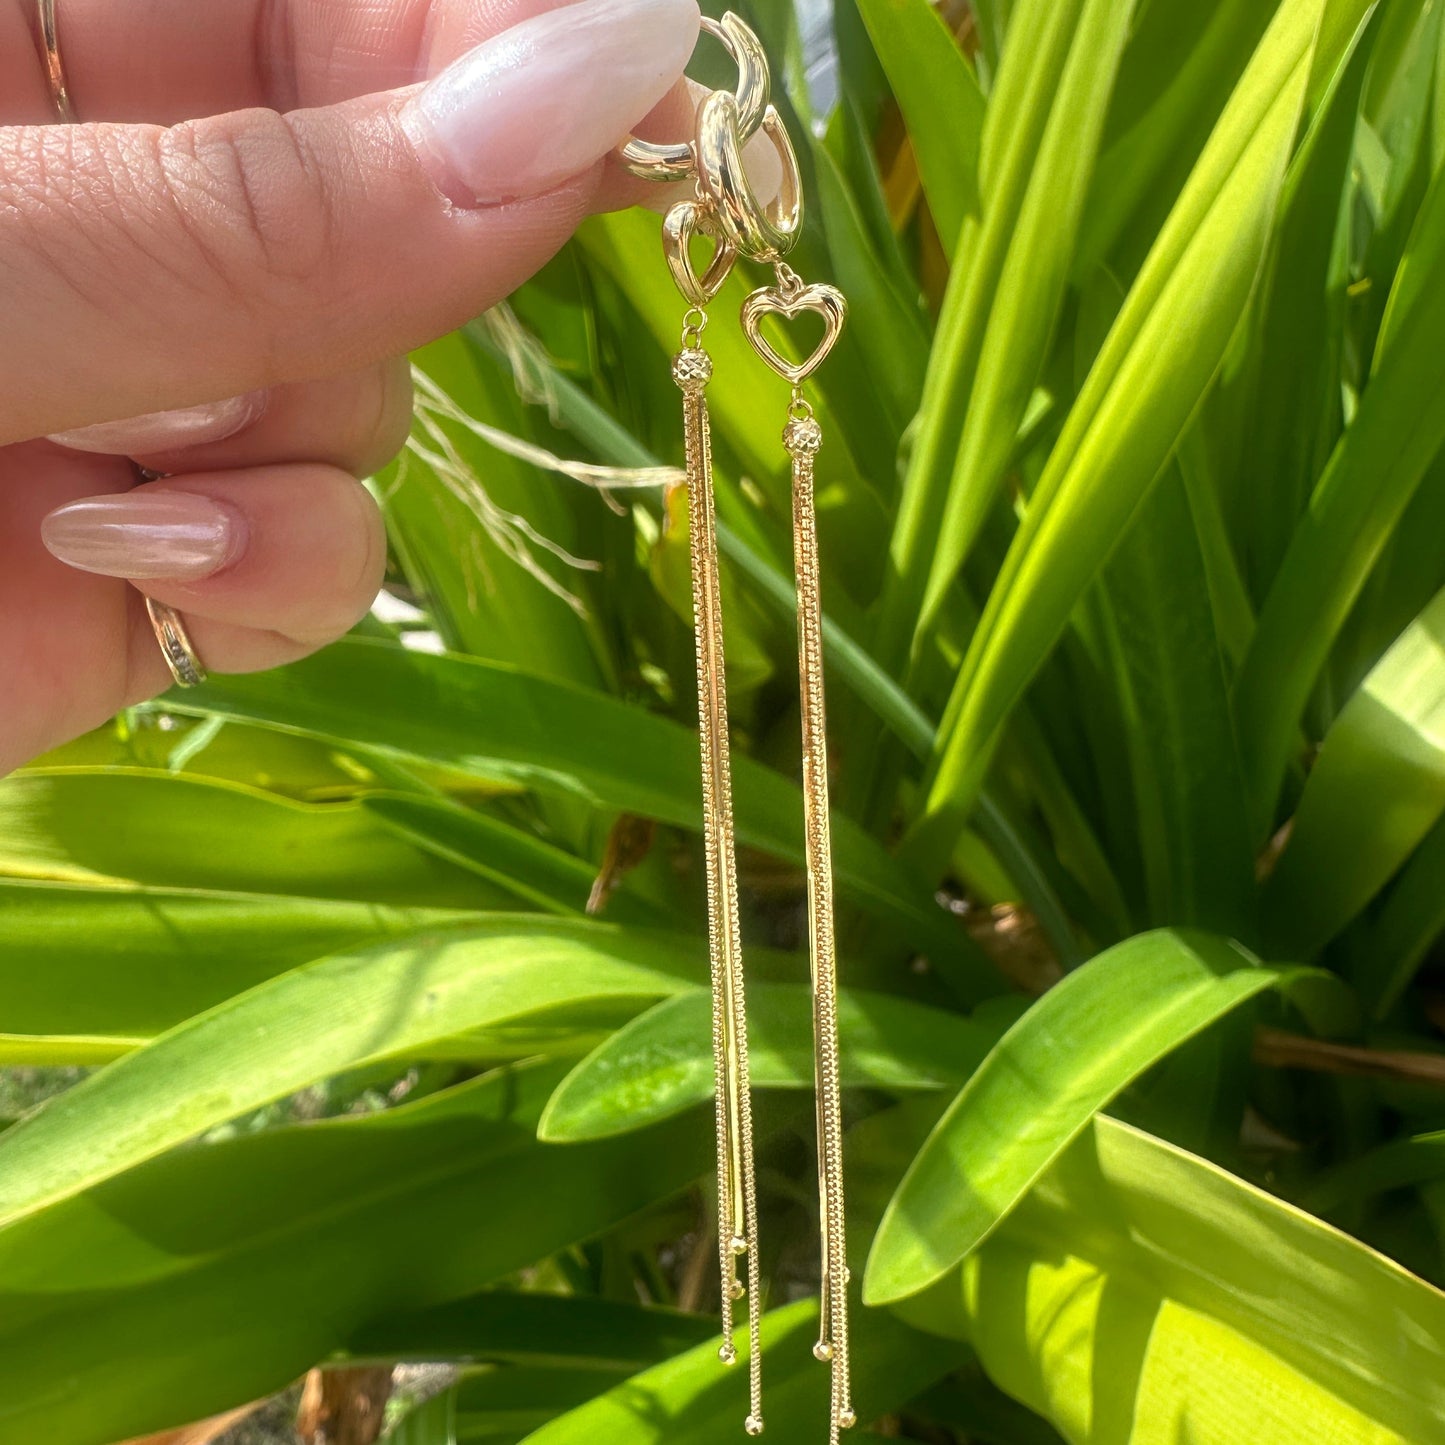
739, 281, 847, 385
663, 200, 738, 308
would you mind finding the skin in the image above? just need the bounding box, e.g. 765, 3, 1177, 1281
0, 0, 695, 773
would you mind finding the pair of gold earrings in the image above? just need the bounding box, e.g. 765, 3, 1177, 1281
621, 16, 852, 1441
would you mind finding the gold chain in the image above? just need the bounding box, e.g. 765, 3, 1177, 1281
786, 412, 853, 1436
673, 334, 764, 1432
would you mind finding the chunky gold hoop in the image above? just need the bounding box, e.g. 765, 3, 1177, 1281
617, 12, 769, 182
696, 91, 803, 263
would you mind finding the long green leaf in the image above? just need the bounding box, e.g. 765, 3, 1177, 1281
176, 637, 969, 969
874, 0, 1094, 671
865, 929, 1276, 1303
539, 984, 992, 1141
912, 0, 1320, 869
524, 1299, 956, 1445
914, 0, 1138, 648
1097, 472, 1256, 937
349, 1292, 715, 1370
0, 1065, 710, 1445
961, 1115, 1445, 1442
0, 769, 490, 908
853, 0, 985, 253
1358, 812, 1445, 1017
1263, 584, 1445, 958
0, 916, 699, 1232
0, 879, 460, 1063
1235, 158, 1445, 824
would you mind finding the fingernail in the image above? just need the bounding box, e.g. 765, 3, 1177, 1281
401, 0, 701, 206
41, 492, 243, 581
47, 392, 268, 455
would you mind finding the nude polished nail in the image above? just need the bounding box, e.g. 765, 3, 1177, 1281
47, 392, 268, 455
41, 493, 242, 582
400, 0, 700, 206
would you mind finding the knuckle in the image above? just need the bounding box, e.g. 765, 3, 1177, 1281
156, 110, 340, 310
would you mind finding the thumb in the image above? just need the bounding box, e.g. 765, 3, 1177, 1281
2, 0, 700, 446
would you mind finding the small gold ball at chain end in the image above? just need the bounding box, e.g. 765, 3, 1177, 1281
745, 1416, 764, 1436
719, 1344, 738, 1365
837, 1408, 857, 1430
813, 1340, 833, 1362
729, 1233, 749, 1255
728, 1278, 746, 1300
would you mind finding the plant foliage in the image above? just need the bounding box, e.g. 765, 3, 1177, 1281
7, 1, 1445, 1441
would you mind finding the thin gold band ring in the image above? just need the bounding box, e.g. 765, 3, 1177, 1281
37, 4, 209, 690
36, 0, 74, 122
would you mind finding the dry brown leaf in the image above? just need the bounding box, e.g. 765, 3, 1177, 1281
296, 1366, 394, 1445
587, 813, 656, 915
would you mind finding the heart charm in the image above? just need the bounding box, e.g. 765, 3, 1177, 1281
740, 282, 847, 385
663, 200, 737, 308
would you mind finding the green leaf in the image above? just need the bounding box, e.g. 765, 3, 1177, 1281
177, 638, 971, 971
1230, 0, 1370, 596
876, 0, 1107, 671
386, 1389, 456, 1445
1359, 811, 1445, 1018
1263, 584, 1445, 959
539, 984, 992, 1141
0, 769, 491, 908
865, 929, 1277, 1303
1096, 472, 1256, 937
0, 1065, 712, 1445
0, 879, 460, 1063
1075, 0, 1275, 281
913, 0, 1320, 866
349, 1292, 715, 1370
523, 1299, 957, 1445
0, 916, 699, 1232
853, 0, 985, 253
962, 1115, 1445, 1443
1307, 1128, 1445, 1215
362, 792, 677, 927
452, 1365, 622, 1436
1235, 157, 1445, 824
914, 0, 1139, 648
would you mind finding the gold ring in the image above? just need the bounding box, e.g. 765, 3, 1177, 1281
132, 468, 209, 689
696, 91, 803, 263
36, 0, 75, 122
617, 12, 769, 182
146, 599, 208, 689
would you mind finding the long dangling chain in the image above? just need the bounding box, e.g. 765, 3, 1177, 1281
745, 258, 852, 1441
672, 303, 764, 1434
621, 13, 851, 1439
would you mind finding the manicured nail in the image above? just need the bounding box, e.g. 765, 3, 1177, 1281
401, 0, 701, 206
41, 492, 242, 582
47, 392, 268, 455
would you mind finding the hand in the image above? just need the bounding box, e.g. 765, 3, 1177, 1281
0, 0, 702, 774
